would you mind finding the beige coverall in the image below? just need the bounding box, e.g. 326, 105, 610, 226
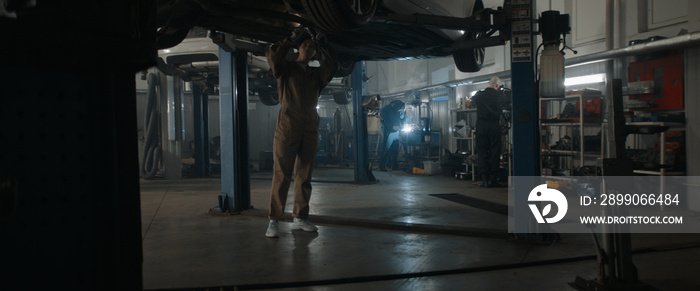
266, 37, 338, 220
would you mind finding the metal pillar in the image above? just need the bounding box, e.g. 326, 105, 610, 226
351, 62, 376, 184
509, 0, 540, 234
570, 80, 655, 291
217, 48, 251, 212
162, 75, 184, 179
0, 68, 143, 290
2, 2, 152, 289
192, 84, 210, 177
233, 50, 251, 211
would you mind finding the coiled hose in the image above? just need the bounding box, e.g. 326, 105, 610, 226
141, 73, 162, 179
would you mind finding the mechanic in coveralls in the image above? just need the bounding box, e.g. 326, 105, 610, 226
471, 76, 505, 188
265, 30, 338, 238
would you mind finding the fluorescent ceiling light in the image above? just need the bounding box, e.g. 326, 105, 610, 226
565, 73, 605, 86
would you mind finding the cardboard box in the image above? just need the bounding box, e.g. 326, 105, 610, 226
423, 161, 440, 175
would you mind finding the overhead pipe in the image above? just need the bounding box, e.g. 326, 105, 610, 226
566, 31, 700, 67
182, 61, 220, 68
379, 70, 512, 100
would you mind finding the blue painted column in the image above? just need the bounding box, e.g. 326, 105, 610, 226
351, 62, 376, 184
509, 0, 539, 233
192, 84, 210, 177
217, 48, 251, 212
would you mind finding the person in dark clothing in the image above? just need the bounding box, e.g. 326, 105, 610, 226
472, 76, 505, 187
379, 100, 405, 171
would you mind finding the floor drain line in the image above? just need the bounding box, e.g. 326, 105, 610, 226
240, 210, 508, 239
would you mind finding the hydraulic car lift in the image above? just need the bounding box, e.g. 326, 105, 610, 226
567, 79, 659, 291
214, 45, 251, 213
501, 2, 654, 289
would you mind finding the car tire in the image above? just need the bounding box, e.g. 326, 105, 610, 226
335, 59, 356, 77
156, 26, 190, 50
258, 90, 279, 106
301, 0, 379, 31
453, 31, 485, 73
333, 91, 352, 105
453, 0, 485, 73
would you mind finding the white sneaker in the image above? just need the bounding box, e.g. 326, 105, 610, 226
265, 220, 279, 238
292, 217, 318, 232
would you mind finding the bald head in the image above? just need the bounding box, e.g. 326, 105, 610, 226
488, 76, 501, 89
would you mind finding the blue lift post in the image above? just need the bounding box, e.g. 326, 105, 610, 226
233, 50, 252, 211
351, 62, 376, 184
509, 0, 541, 235
192, 84, 210, 177
217, 48, 251, 212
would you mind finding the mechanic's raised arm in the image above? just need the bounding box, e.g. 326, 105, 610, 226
266, 37, 293, 79
317, 42, 338, 86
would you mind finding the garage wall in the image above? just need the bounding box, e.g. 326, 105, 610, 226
366, 58, 441, 95
135, 85, 280, 170
317, 99, 354, 133
428, 90, 451, 151
208, 97, 221, 146
179, 93, 222, 160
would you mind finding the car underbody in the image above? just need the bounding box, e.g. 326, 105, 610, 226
157, 0, 505, 67
156, 0, 508, 104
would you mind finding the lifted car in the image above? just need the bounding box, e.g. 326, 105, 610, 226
157, 0, 508, 76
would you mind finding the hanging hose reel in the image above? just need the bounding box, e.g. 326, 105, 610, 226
141, 73, 162, 179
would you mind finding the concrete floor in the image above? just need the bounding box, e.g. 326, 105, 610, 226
141, 167, 700, 290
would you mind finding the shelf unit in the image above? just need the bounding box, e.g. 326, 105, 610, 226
623, 77, 686, 177
627, 121, 686, 176
450, 108, 477, 181
626, 121, 686, 211
368, 133, 383, 162
540, 91, 605, 178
